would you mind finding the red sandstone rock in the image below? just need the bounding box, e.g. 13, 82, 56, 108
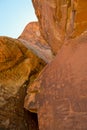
18, 22, 54, 63
24, 32, 87, 130
1, 0, 87, 130
32, 0, 87, 54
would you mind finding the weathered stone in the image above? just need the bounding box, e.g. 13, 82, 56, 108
19, 22, 54, 63
32, 0, 87, 54
24, 32, 87, 130
0, 36, 45, 129
1, 0, 87, 129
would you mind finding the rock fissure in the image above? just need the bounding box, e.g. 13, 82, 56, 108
0, 0, 87, 130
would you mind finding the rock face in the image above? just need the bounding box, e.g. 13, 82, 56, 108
32, 0, 87, 54
19, 22, 54, 63
0, 0, 87, 130
0, 36, 45, 130
24, 1, 87, 130
24, 32, 87, 130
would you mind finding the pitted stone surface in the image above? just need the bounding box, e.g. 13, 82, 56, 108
25, 33, 87, 130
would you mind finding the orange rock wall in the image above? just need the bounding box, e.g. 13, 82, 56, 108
32, 0, 87, 54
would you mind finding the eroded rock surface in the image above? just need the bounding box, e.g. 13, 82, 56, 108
32, 0, 87, 54
0, 36, 45, 130
19, 22, 54, 63
25, 32, 87, 130
1, 0, 87, 130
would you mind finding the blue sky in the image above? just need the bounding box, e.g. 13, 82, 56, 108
0, 0, 37, 38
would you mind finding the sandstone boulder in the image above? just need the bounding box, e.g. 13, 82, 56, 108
25, 32, 87, 130
0, 36, 45, 130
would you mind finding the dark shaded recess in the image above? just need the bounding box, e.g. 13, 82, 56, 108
0, 79, 39, 130
25, 110, 39, 130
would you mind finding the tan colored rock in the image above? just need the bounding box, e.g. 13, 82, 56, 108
0, 36, 45, 129
32, 0, 87, 54
18, 22, 54, 63
24, 32, 87, 130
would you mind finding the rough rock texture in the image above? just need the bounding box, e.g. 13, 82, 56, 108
1, 0, 87, 130
19, 22, 54, 63
32, 0, 87, 54
25, 32, 87, 130
0, 36, 46, 130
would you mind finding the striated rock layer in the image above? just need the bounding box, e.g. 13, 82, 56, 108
0, 36, 46, 130
19, 22, 54, 63
32, 0, 87, 54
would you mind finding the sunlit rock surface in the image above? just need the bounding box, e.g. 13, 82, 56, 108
32, 0, 87, 54
24, 0, 87, 129
19, 22, 54, 63
0, 36, 45, 130
0, 0, 87, 130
